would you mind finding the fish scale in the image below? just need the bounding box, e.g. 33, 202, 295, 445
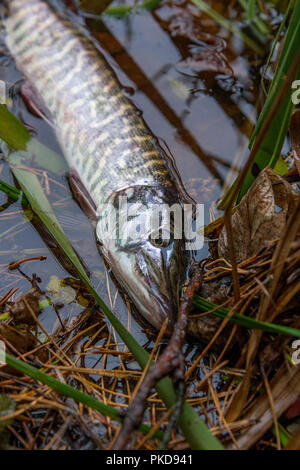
5, 0, 174, 208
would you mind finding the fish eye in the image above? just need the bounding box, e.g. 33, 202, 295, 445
150, 230, 172, 247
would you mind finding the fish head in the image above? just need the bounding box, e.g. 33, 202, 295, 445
96, 184, 194, 331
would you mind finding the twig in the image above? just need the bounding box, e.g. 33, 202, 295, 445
8, 256, 47, 270
259, 360, 281, 450
0, 287, 18, 306
224, 214, 240, 303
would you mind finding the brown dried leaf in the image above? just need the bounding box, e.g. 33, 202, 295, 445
7, 286, 43, 326
0, 324, 48, 375
218, 168, 300, 263
0, 324, 37, 353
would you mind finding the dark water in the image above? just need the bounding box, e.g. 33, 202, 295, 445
0, 0, 266, 347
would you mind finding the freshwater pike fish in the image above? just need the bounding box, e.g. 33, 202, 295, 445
3, 0, 194, 332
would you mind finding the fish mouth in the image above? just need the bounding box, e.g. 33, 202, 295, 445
134, 293, 175, 332
102, 253, 176, 332
149, 294, 175, 330
128, 278, 177, 332
139, 257, 180, 331
99, 238, 182, 333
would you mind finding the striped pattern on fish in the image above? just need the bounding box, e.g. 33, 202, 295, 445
5, 0, 175, 207
4, 0, 194, 333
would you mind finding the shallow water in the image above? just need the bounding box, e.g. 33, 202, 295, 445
0, 0, 268, 346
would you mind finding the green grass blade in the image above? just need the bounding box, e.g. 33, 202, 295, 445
260, 0, 293, 96
273, 423, 291, 448
237, 1, 300, 201
238, 0, 271, 37
4, 352, 159, 438
250, 0, 300, 144
247, 0, 256, 21
193, 296, 300, 338
0, 179, 21, 201
272, 423, 292, 447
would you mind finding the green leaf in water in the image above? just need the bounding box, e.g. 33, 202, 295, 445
0, 105, 30, 150
46, 275, 77, 304
0, 105, 67, 174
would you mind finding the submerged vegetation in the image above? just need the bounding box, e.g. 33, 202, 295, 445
0, 0, 299, 451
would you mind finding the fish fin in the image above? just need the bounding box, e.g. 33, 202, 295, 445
68, 169, 97, 222
19, 81, 55, 129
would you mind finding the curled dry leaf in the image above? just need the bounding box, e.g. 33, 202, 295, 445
218, 168, 300, 264
7, 286, 43, 325
0, 324, 48, 375
0, 324, 37, 353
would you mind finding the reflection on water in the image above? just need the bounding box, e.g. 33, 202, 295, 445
0, 0, 265, 344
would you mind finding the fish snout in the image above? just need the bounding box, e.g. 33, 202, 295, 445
142, 250, 181, 331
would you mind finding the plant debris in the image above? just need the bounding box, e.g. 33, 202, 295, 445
218, 167, 300, 264
6, 286, 43, 326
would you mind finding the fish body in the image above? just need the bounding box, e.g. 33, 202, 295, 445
4, 0, 193, 331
